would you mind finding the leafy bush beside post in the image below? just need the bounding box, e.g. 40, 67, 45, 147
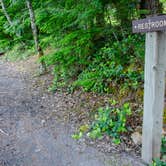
150, 137, 166, 166
73, 34, 145, 93
88, 103, 131, 144
72, 102, 132, 145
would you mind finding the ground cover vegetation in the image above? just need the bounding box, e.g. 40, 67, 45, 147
0, 0, 166, 164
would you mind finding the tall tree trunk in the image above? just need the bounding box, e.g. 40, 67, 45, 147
26, 0, 39, 53
139, 0, 159, 15
148, 0, 159, 14
26, 0, 46, 72
0, 0, 12, 26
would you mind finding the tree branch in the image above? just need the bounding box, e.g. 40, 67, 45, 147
0, 0, 13, 26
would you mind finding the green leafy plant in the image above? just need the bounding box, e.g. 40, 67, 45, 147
150, 159, 166, 166
72, 124, 89, 140
87, 103, 131, 144
73, 34, 144, 93
72, 132, 83, 140
161, 136, 166, 155
149, 137, 166, 166
72, 102, 132, 144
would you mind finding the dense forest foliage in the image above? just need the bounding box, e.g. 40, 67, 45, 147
0, 0, 165, 94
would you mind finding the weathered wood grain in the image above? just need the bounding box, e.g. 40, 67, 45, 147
142, 32, 166, 163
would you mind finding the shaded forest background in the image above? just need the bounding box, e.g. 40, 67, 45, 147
0, 0, 165, 95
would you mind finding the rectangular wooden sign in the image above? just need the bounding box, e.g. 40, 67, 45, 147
132, 15, 166, 33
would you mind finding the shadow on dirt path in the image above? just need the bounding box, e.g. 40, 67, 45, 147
0, 59, 144, 166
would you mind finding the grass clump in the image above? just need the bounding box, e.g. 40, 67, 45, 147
4, 45, 34, 61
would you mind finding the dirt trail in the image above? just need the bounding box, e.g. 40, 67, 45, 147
0, 59, 144, 166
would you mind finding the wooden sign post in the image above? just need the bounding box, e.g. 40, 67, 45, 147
132, 15, 166, 164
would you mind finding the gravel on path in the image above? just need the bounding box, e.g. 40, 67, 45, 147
0, 58, 145, 166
